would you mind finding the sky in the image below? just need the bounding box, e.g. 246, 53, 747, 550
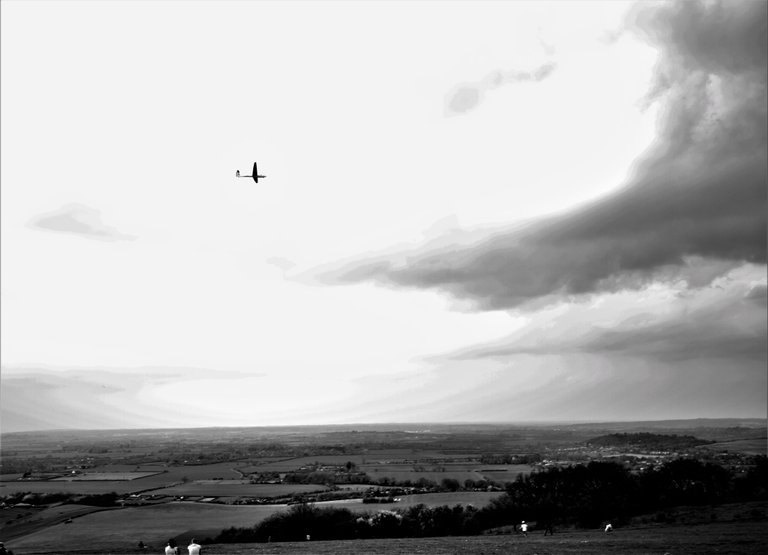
1, 0, 765, 433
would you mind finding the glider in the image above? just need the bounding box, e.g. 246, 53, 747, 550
236, 162, 266, 183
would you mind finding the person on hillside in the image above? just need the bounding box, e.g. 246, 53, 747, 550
187, 538, 202, 555
520, 521, 528, 536
165, 538, 179, 554
605, 523, 613, 533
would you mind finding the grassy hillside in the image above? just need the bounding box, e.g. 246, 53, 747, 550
5, 519, 767, 554
4, 501, 765, 554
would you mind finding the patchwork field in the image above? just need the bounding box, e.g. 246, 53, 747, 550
314, 491, 503, 509
237, 452, 479, 472
1, 481, 150, 496
51, 472, 161, 481
2, 421, 764, 554
360, 462, 531, 484
703, 437, 768, 455
152, 482, 326, 498
235, 452, 531, 487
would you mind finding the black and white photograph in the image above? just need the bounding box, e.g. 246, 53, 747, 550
1, 1, 766, 553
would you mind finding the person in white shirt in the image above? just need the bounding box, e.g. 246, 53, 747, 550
164, 538, 179, 554
187, 539, 202, 555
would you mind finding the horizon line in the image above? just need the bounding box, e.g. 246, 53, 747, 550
3, 416, 766, 436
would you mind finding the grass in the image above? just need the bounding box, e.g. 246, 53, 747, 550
6, 500, 765, 554
5, 520, 767, 554
188, 522, 768, 555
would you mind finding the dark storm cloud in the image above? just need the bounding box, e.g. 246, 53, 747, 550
28, 203, 137, 242
445, 61, 556, 116
583, 316, 767, 363
324, 0, 766, 311
631, 0, 767, 76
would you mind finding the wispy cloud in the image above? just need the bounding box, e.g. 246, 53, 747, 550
445, 61, 557, 116
266, 256, 297, 277
0, 366, 254, 432
319, 0, 766, 311
28, 203, 137, 242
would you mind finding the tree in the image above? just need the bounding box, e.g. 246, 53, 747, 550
441, 478, 461, 492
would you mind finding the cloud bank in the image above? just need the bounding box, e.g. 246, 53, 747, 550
322, 0, 766, 312
28, 203, 137, 242
0, 366, 248, 433
446, 266, 767, 364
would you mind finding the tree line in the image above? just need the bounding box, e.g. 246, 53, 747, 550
215, 456, 767, 543
479, 453, 542, 465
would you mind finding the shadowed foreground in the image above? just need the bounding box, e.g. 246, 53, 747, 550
10, 520, 767, 555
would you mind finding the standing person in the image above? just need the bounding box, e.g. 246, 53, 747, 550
187, 538, 202, 555
520, 521, 528, 536
165, 538, 179, 554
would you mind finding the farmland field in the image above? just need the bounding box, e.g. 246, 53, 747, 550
51, 472, 161, 481
0, 480, 330, 499
152, 482, 327, 498
114, 462, 245, 482
703, 437, 768, 455
0, 481, 152, 496
314, 491, 503, 509
236, 451, 480, 474
235, 453, 531, 485
0, 462, 256, 496
360, 462, 531, 484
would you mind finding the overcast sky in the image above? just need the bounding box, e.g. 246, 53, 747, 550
1, 0, 765, 433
